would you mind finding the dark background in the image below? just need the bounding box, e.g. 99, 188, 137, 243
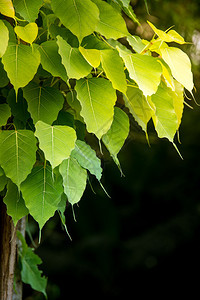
24, 0, 200, 298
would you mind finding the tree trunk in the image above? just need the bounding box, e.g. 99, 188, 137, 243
0, 199, 17, 300
0, 198, 26, 300
12, 217, 26, 300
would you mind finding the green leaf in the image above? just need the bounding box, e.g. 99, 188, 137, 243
147, 21, 185, 44
151, 83, 178, 142
0, 176, 7, 191
0, 59, 9, 88
39, 40, 68, 83
115, 0, 130, 7
51, 0, 99, 43
7, 89, 30, 127
57, 36, 92, 80
17, 231, 47, 296
0, 168, 7, 191
3, 180, 29, 226
160, 46, 194, 92
49, 24, 79, 48
100, 49, 127, 94
114, 0, 140, 25
71, 140, 102, 180
13, 0, 43, 22
127, 35, 146, 54
157, 58, 175, 91
75, 77, 117, 140
92, 0, 129, 39
0, 130, 37, 187
23, 82, 65, 125
124, 86, 153, 132
66, 90, 84, 122
0, 166, 4, 176
2, 42, 40, 95
14, 23, 38, 44
79, 46, 101, 68
169, 81, 184, 130
117, 47, 162, 97
102, 107, 129, 171
35, 121, 77, 169
0, 20, 9, 57
57, 194, 70, 238
21, 165, 63, 229
81, 34, 110, 50
53, 111, 75, 128
59, 157, 87, 205
0, 0, 15, 18
0, 103, 11, 127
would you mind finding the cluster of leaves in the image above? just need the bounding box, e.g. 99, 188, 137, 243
0, 0, 194, 295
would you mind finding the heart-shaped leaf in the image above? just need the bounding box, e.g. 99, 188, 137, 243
14, 23, 38, 44
0, 0, 15, 18
21, 166, 63, 229
2, 42, 40, 95
35, 121, 77, 169
0, 130, 37, 188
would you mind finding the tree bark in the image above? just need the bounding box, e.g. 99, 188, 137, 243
0, 199, 17, 300
12, 217, 26, 300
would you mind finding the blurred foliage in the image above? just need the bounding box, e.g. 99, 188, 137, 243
24, 0, 200, 298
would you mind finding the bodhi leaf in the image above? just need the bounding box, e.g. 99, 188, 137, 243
81, 34, 110, 50
23, 82, 65, 125
51, 0, 99, 42
0, 166, 4, 176
160, 46, 194, 93
0, 175, 7, 192
21, 165, 63, 229
17, 231, 47, 296
151, 83, 178, 142
0, 0, 15, 18
0, 60, 9, 88
127, 35, 147, 54
35, 121, 77, 169
3, 19, 16, 43
0, 130, 37, 188
59, 157, 87, 205
115, 0, 140, 25
66, 90, 84, 122
117, 47, 162, 97
79, 46, 101, 68
14, 23, 38, 44
2, 42, 40, 95
157, 59, 175, 91
0, 20, 9, 57
147, 21, 185, 44
0, 103, 11, 127
169, 81, 184, 130
0, 167, 8, 191
75, 77, 117, 140
13, 0, 43, 22
92, 0, 129, 39
102, 107, 129, 173
124, 86, 153, 132
7, 89, 30, 127
57, 36, 92, 79
71, 140, 102, 180
39, 40, 68, 82
100, 49, 127, 94
3, 180, 29, 226
49, 24, 79, 48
